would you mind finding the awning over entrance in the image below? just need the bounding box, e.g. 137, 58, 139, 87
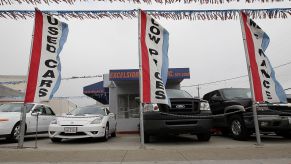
83, 81, 109, 104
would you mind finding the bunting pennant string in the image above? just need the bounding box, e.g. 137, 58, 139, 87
0, 74, 103, 85
0, 8, 291, 20
0, 0, 289, 5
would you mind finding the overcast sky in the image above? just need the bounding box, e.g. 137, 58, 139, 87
0, 1, 290, 106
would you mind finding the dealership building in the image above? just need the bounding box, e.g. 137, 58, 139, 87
83, 68, 190, 133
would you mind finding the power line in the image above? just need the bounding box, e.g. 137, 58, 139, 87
1, 60, 291, 86
182, 60, 291, 88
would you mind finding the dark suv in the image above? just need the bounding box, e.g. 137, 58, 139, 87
203, 88, 291, 140
143, 89, 212, 143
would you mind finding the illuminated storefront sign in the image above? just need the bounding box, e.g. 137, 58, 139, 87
109, 68, 190, 81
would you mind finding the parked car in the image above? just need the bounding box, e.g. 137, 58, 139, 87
203, 88, 291, 140
0, 102, 56, 141
143, 89, 212, 143
49, 105, 117, 142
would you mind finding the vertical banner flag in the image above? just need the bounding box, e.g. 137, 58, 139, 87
140, 10, 170, 105
24, 9, 69, 103
240, 11, 287, 103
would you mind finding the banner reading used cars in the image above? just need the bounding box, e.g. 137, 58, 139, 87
24, 9, 69, 103
139, 10, 170, 106
240, 11, 287, 103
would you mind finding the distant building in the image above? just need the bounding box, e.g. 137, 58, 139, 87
0, 75, 76, 115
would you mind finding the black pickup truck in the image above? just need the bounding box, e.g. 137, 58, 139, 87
143, 89, 212, 143
203, 88, 291, 140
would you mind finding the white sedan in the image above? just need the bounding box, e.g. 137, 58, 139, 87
49, 105, 117, 142
0, 102, 56, 141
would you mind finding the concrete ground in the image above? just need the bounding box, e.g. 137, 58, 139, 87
0, 134, 291, 164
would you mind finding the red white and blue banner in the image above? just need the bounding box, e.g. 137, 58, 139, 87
139, 10, 170, 106
24, 9, 68, 103
240, 11, 287, 104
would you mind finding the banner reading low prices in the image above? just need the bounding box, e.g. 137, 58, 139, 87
24, 9, 68, 103
140, 10, 170, 105
240, 12, 287, 103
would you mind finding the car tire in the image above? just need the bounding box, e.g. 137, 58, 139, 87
229, 115, 250, 141
144, 133, 150, 143
7, 122, 23, 142
197, 132, 211, 141
275, 131, 291, 139
102, 124, 109, 141
111, 124, 117, 137
51, 138, 62, 143
111, 131, 117, 137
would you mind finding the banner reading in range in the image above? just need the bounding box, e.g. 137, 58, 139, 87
139, 10, 170, 106
240, 11, 287, 103
24, 9, 69, 103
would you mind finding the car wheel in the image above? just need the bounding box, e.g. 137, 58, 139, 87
275, 131, 291, 139
229, 115, 250, 141
197, 132, 211, 141
51, 138, 62, 143
144, 133, 150, 143
111, 124, 117, 137
7, 123, 23, 142
102, 124, 109, 141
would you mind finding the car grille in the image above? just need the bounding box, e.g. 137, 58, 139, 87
61, 125, 84, 126
169, 99, 200, 114
60, 132, 87, 136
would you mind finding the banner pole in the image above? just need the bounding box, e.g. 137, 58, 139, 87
18, 104, 27, 148
138, 9, 145, 149
18, 8, 39, 149
239, 11, 261, 146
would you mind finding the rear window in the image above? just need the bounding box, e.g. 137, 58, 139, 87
222, 88, 251, 99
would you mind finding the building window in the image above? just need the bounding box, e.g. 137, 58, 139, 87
117, 94, 139, 119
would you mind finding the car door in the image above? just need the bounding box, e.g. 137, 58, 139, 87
31, 105, 47, 132
43, 106, 56, 131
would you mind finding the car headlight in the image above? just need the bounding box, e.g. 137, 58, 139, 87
200, 102, 210, 111
144, 104, 159, 112
91, 117, 103, 124
50, 119, 58, 124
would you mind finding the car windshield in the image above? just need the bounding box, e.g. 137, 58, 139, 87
166, 89, 193, 98
0, 103, 34, 113
222, 88, 251, 99
70, 106, 106, 116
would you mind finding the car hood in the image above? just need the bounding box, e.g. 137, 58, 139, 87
56, 115, 103, 126
226, 98, 252, 109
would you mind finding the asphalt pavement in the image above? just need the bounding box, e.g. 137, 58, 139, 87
0, 134, 291, 164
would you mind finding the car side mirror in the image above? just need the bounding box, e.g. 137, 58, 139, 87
31, 111, 42, 116
211, 96, 223, 102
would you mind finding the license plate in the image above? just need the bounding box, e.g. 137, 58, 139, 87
64, 127, 77, 133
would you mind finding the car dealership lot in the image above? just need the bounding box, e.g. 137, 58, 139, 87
0, 134, 291, 163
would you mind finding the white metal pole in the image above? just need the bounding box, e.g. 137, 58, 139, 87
34, 113, 39, 149
18, 104, 27, 148
18, 8, 38, 148
138, 9, 145, 148
239, 11, 261, 145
